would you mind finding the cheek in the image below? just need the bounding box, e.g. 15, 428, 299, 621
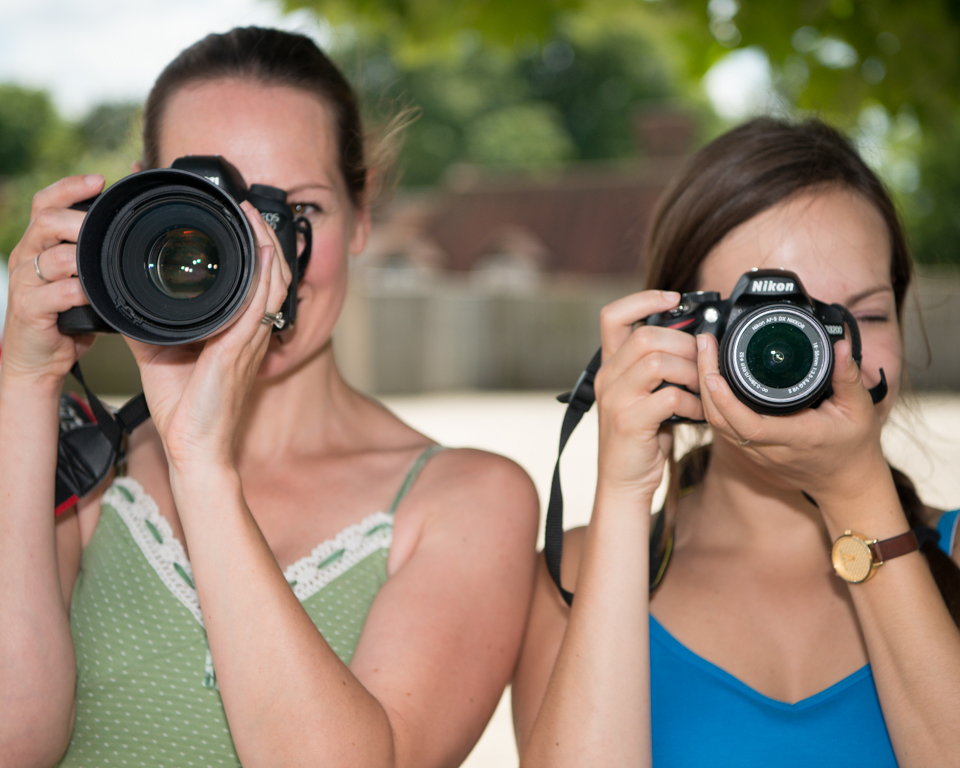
303, 227, 350, 287
858, 325, 903, 418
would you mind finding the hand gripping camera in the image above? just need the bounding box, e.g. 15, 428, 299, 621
645, 268, 854, 415
58, 156, 311, 345
542, 269, 889, 607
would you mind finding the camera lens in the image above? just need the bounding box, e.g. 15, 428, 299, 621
147, 228, 220, 299
721, 305, 833, 414
745, 323, 813, 390
70, 169, 258, 344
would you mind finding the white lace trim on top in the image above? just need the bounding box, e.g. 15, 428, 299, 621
282, 511, 393, 602
106, 477, 394, 626
106, 478, 204, 626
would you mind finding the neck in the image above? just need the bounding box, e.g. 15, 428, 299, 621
233, 341, 374, 466
676, 441, 831, 556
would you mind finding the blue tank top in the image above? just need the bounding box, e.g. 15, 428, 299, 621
650, 513, 958, 767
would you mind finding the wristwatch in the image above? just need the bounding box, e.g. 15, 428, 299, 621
831, 530, 919, 583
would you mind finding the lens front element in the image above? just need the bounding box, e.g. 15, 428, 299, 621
745, 322, 814, 390
147, 228, 220, 299
722, 305, 833, 414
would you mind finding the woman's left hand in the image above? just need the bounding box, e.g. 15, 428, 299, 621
695, 332, 887, 507
126, 202, 291, 474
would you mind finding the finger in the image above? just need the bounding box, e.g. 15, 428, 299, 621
28, 243, 79, 284
599, 290, 681, 360
602, 375, 704, 432
29, 174, 104, 223
696, 333, 762, 442
241, 201, 287, 276
622, 346, 701, 397
827, 339, 865, 400
10, 208, 87, 271
11, 277, 89, 319
598, 323, 699, 392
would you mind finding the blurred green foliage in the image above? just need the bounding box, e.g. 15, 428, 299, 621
339, 23, 681, 187
0, 96, 140, 258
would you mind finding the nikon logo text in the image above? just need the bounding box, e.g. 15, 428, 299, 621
752, 279, 795, 293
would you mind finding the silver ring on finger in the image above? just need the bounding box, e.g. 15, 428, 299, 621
737, 439, 751, 447
34, 253, 50, 283
261, 310, 285, 329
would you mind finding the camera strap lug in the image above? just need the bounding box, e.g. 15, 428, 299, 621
54, 362, 150, 516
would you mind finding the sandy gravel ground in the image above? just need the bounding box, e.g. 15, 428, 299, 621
381, 390, 960, 768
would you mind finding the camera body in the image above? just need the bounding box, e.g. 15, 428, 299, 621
645, 269, 847, 415
58, 156, 308, 345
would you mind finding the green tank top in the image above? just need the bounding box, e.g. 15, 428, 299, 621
57, 446, 443, 767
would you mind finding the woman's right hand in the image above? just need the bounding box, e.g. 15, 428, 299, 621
2, 174, 104, 388
593, 290, 703, 504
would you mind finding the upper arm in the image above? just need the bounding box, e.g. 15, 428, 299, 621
511, 526, 585, 755
349, 449, 539, 768
54, 472, 108, 610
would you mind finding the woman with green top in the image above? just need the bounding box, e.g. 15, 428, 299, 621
0, 27, 539, 767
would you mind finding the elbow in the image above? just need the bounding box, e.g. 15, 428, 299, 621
0, 712, 74, 768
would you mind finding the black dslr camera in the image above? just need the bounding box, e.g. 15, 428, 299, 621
645, 268, 848, 415
58, 156, 311, 345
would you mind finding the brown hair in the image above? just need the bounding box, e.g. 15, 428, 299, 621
646, 117, 960, 622
141, 27, 367, 208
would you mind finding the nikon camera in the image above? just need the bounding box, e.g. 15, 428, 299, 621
645, 269, 848, 415
58, 156, 309, 345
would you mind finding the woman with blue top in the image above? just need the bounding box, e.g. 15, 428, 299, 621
512, 117, 960, 766
0, 27, 539, 767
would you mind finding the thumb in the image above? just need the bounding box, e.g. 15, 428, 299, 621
830, 339, 864, 395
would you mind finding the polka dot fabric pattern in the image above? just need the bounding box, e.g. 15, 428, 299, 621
57, 478, 392, 766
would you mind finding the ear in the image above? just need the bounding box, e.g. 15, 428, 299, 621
348, 202, 371, 257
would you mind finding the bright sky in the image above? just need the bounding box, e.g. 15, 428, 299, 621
0, 0, 765, 120
0, 0, 322, 117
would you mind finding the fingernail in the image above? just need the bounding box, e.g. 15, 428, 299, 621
697, 334, 707, 352
705, 374, 720, 392
84, 174, 103, 187
662, 290, 680, 302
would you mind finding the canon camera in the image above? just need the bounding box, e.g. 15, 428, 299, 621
58, 156, 310, 345
645, 269, 849, 416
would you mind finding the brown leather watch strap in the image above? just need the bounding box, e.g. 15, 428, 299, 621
872, 530, 919, 563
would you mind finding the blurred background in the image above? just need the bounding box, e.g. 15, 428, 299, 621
3, 1, 960, 765
3, 0, 960, 396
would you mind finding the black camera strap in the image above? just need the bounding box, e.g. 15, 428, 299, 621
547, 349, 601, 606
54, 363, 149, 516
833, 303, 888, 405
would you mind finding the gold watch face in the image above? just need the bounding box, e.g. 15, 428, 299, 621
832, 534, 875, 583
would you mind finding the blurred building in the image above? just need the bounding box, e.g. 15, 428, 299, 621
333, 111, 695, 394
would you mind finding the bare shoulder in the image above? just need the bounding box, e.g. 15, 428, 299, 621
416, 446, 536, 496
388, 447, 539, 573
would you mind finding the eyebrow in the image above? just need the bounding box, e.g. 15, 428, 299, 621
286, 183, 335, 196
845, 285, 895, 304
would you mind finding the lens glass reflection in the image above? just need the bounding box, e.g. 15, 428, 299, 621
147, 228, 220, 299
745, 323, 813, 389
